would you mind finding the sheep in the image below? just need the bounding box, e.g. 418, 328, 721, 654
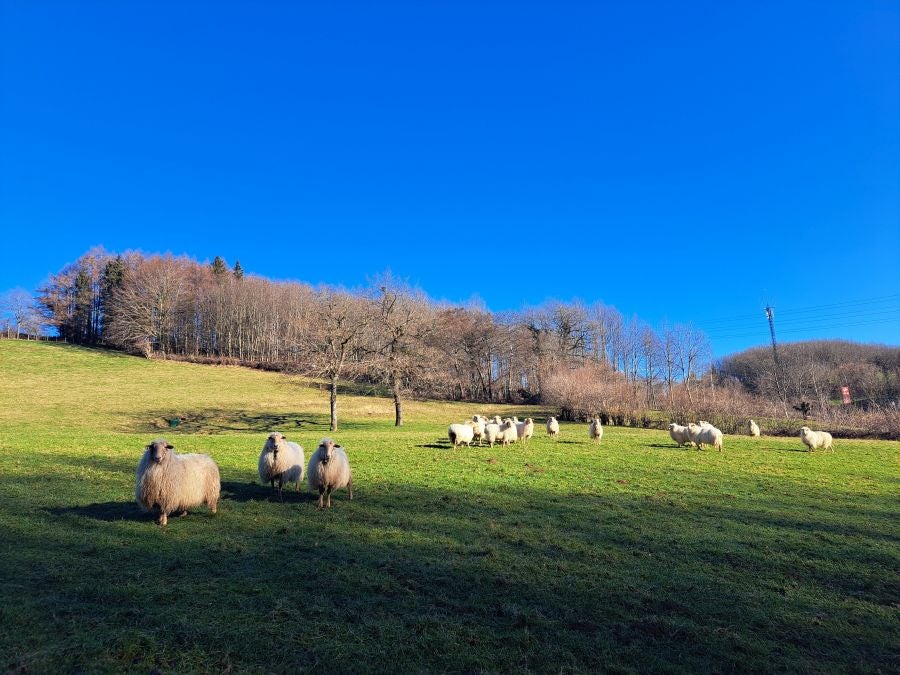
589, 417, 603, 443
136, 439, 220, 526
491, 415, 503, 425
448, 422, 476, 447
800, 426, 833, 452
473, 415, 489, 425
516, 418, 535, 444
483, 422, 502, 447
308, 437, 353, 508
258, 432, 305, 500
748, 419, 761, 437
470, 418, 486, 445
498, 420, 518, 446
546, 416, 560, 438
687, 422, 723, 451
667, 422, 692, 447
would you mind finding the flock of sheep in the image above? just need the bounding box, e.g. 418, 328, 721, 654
135, 433, 353, 526
134, 415, 835, 527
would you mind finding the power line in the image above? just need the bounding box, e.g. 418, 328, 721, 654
698, 295, 900, 328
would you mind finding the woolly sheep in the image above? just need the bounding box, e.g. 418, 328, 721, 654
589, 417, 603, 442
498, 420, 518, 446
687, 422, 723, 451
473, 415, 489, 425
800, 426, 833, 452
748, 419, 761, 437
491, 415, 503, 425
136, 439, 220, 526
667, 422, 692, 447
516, 418, 535, 443
258, 432, 305, 500
470, 418, 486, 445
308, 438, 353, 508
546, 416, 560, 438
483, 422, 502, 447
448, 422, 476, 447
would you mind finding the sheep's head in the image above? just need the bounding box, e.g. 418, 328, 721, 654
266, 432, 287, 457
525, 418, 533, 425
319, 438, 337, 465
668, 422, 677, 430
799, 426, 811, 435
687, 423, 700, 433
147, 439, 173, 464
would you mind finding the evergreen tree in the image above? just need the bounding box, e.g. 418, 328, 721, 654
211, 256, 227, 276
233, 260, 244, 279
100, 256, 126, 341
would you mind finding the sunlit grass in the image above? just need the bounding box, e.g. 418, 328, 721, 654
0, 341, 897, 672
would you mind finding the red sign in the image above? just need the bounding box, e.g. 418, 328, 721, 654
841, 386, 851, 405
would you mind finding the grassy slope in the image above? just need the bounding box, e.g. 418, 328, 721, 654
0, 341, 897, 673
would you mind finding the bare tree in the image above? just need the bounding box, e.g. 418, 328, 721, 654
304, 290, 372, 431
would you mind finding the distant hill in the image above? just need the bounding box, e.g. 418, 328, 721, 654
717, 340, 900, 406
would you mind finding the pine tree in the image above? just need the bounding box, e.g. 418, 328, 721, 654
233, 260, 244, 280
211, 256, 227, 276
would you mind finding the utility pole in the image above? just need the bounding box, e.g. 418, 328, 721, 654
765, 305, 788, 416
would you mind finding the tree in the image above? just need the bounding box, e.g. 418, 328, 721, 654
233, 260, 244, 280
211, 256, 227, 276
1, 289, 39, 338
371, 279, 434, 426
304, 290, 371, 431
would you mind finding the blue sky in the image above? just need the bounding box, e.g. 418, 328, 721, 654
1, 1, 898, 356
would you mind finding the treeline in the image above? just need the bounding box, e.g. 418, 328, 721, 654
37, 248, 713, 429
718, 340, 900, 413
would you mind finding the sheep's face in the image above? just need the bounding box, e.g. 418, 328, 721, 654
319, 438, 336, 465
267, 432, 286, 457
668, 423, 677, 431
147, 439, 173, 464
800, 426, 810, 436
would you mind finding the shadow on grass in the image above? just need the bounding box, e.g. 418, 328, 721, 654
48, 501, 152, 522
123, 408, 375, 435
220, 480, 317, 504
7, 479, 897, 673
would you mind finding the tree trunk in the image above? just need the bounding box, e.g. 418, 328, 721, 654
392, 370, 403, 426
329, 376, 338, 431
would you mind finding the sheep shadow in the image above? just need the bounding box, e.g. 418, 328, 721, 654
48, 501, 153, 522
418, 442, 452, 450
220, 480, 317, 504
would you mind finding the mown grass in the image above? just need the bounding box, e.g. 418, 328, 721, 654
0, 340, 897, 673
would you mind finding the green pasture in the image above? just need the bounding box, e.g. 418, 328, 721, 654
0, 341, 897, 673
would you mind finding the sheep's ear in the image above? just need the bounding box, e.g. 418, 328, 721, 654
166, 443, 174, 450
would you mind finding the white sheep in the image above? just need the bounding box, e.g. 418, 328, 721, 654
667, 422, 692, 447
687, 422, 723, 451
308, 438, 353, 508
491, 415, 503, 425
258, 432, 305, 500
136, 439, 220, 526
748, 419, 761, 437
448, 422, 476, 447
483, 422, 502, 447
800, 426, 833, 452
546, 416, 560, 438
470, 418, 486, 445
473, 415, 489, 425
498, 420, 518, 446
589, 417, 603, 442
516, 418, 535, 444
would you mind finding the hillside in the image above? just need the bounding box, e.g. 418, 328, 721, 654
0, 340, 897, 673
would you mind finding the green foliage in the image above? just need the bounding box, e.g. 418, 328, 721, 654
0, 341, 897, 672
211, 255, 227, 276
233, 260, 244, 280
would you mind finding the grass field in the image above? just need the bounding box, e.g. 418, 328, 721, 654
0, 340, 897, 673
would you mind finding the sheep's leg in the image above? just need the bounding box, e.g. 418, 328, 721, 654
347, 478, 353, 501
158, 511, 168, 526
278, 478, 284, 502
209, 500, 217, 514
325, 487, 332, 509
177, 510, 188, 517
318, 488, 325, 509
